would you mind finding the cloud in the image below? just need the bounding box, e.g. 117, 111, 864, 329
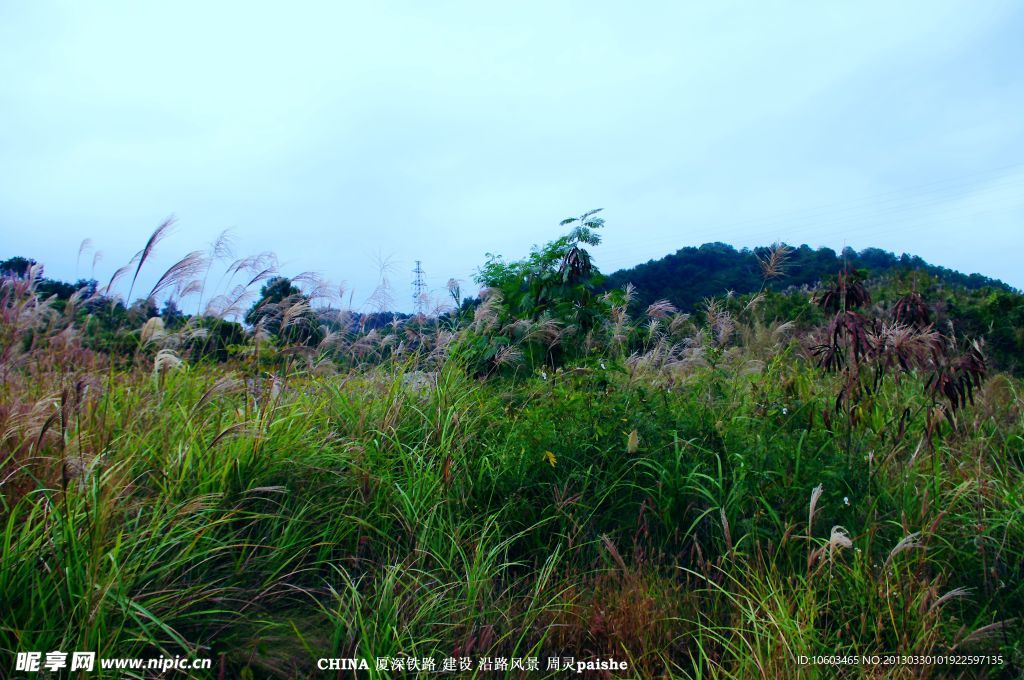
2, 1, 1022, 306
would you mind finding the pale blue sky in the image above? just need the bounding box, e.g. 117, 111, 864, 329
2, 1, 1022, 312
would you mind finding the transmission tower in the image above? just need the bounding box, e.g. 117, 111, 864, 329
412, 260, 427, 316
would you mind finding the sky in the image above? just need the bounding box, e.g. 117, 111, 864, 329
2, 1, 1022, 313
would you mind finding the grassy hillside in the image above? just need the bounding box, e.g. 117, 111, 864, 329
1, 220, 1022, 678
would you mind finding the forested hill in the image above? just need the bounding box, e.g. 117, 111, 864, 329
603, 242, 1014, 312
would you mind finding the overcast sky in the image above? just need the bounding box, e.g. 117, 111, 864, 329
2, 1, 1022, 312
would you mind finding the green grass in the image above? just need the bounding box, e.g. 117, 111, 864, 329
2, 300, 1022, 678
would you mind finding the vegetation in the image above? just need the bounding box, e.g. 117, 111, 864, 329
603, 243, 1014, 313
602, 244, 1024, 377
1, 218, 1022, 678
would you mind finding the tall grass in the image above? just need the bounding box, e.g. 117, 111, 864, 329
1, 246, 1022, 678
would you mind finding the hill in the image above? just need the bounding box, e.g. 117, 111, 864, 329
603, 242, 1015, 313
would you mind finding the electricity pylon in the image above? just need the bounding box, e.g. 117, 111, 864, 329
412, 260, 427, 316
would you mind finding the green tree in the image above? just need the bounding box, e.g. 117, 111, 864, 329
0, 256, 37, 277
475, 209, 607, 332
245, 276, 321, 345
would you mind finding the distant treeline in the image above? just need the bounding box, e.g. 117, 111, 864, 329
601, 243, 1023, 375
0, 256, 412, 361
4, 242, 1022, 375
602, 243, 1014, 313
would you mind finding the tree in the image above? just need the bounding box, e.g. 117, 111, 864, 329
245, 276, 321, 345
161, 299, 186, 328
128, 298, 160, 322
461, 210, 609, 373
0, 256, 37, 278
246, 277, 301, 327
476, 209, 607, 332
